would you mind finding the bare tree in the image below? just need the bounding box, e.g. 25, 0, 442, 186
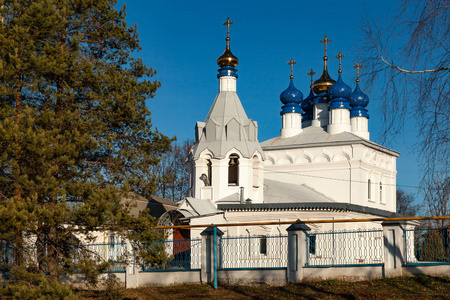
153, 139, 193, 201
359, 0, 449, 178
396, 188, 419, 216
422, 173, 449, 227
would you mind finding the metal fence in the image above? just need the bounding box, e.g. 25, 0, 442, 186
0, 241, 14, 278
306, 229, 384, 267
142, 238, 202, 271
81, 242, 128, 272
219, 235, 288, 269
404, 228, 450, 265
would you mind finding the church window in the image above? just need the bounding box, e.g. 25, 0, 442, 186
368, 179, 371, 200
108, 234, 119, 249
379, 182, 383, 203
108, 234, 115, 245
228, 154, 239, 186
252, 156, 259, 188
207, 159, 212, 185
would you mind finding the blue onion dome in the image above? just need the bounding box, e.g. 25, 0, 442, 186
350, 82, 370, 118
280, 79, 304, 115
280, 79, 303, 104
313, 92, 329, 105
350, 82, 369, 107
302, 88, 315, 121
328, 73, 352, 110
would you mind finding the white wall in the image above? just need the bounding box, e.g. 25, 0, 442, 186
263, 144, 397, 212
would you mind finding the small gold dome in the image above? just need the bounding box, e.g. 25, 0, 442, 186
312, 35, 336, 94
311, 68, 336, 94
217, 47, 239, 67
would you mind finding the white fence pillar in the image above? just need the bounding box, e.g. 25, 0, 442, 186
382, 216, 408, 278
286, 222, 311, 283
200, 227, 224, 284
382, 216, 420, 277
125, 240, 139, 289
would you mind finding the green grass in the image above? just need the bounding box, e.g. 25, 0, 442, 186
78, 276, 450, 299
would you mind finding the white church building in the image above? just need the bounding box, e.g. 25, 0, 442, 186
159, 19, 399, 240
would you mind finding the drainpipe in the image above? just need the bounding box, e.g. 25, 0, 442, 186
240, 187, 244, 204
213, 226, 217, 289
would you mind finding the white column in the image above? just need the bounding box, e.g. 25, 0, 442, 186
219, 76, 236, 92
351, 117, 370, 140
311, 103, 329, 128
328, 109, 351, 135
281, 113, 302, 138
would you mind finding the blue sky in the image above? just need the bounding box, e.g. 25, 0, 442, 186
118, 0, 422, 197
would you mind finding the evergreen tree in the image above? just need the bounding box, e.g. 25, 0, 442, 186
0, 0, 171, 284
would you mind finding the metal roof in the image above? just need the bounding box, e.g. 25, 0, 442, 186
193, 91, 264, 159
184, 197, 222, 216
261, 126, 399, 157
263, 179, 335, 204
218, 202, 393, 217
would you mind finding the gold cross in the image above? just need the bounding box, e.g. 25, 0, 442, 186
223, 18, 233, 39
320, 35, 332, 57
287, 58, 296, 79
336, 52, 344, 73
223, 18, 233, 49
307, 69, 316, 86
353, 62, 362, 83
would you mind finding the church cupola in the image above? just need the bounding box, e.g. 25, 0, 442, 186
311, 35, 335, 128
217, 18, 239, 80
280, 58, 304, 138
350, 62, 370, 140
327, 52, 352, 135
301, 69, 316, 128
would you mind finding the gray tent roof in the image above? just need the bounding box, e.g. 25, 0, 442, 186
193, 91, 264, 159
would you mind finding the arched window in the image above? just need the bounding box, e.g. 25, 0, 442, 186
228, 154, 239, 186
368, 179, 371, 200
379, 182, 383, 203
252, 156, 259, 188
207, 159, 212, 185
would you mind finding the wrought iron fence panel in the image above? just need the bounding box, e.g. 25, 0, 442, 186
219, 235, 288, 269
142, 238, 202, 271
306, 229, 384, 266
404, 228, 450, 265
81, 242, 128, 272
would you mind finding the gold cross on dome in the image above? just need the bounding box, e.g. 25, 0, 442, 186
320, 35, 332, 56
336, 52, 344, 73
223, 18, 233, 39
287, 58, 296, 79
353, 62, 362, 83
307, 68, 316, 86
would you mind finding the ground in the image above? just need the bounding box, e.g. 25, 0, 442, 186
79, 276, 450, 299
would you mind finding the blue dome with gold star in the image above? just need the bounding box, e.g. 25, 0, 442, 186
302, 88, 315, 120
328, 73, 351, 110
350, 82, 370, 118
280, 79, 304, 115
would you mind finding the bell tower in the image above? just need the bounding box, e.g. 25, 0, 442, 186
189, 19, 265, 205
